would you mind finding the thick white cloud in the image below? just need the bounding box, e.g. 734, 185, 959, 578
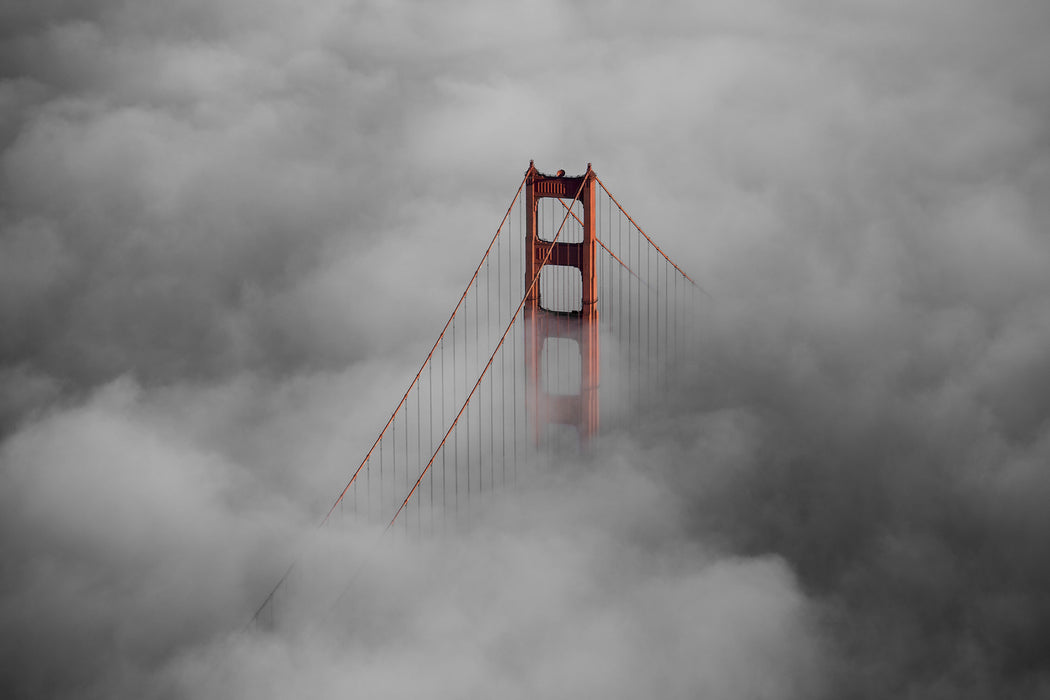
170, 461, 824, 699
2, 0, 1049, 697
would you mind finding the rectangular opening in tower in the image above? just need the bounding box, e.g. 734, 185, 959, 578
541, 337, 581, 395
539, 265, 582, 313
536, 198, 584, 244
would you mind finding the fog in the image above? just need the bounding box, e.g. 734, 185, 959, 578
2, 1, 1049, 697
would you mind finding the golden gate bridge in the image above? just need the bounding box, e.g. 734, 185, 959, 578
254, 162, 703, 626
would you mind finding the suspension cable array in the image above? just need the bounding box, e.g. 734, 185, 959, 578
252, 163, 704, 627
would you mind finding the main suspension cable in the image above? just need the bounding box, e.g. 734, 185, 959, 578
320, 174, 527, 525
386, 173, 590, 529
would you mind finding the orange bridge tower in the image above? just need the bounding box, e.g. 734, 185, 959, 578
524, 162, 600, 446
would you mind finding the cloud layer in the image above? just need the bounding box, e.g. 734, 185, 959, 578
2, 0, 1049, 697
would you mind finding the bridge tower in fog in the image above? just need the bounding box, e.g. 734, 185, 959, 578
252, 161, 704, 627
524, 163, 600, 445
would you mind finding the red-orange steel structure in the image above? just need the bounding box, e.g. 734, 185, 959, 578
524, 162, 600, 444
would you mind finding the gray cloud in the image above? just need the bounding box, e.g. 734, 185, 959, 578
2, 0, 1049, 697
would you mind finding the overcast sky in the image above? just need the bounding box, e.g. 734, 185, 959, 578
2, 1, 1049, 698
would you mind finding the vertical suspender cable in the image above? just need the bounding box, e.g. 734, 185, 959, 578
320, 175, 526, 526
